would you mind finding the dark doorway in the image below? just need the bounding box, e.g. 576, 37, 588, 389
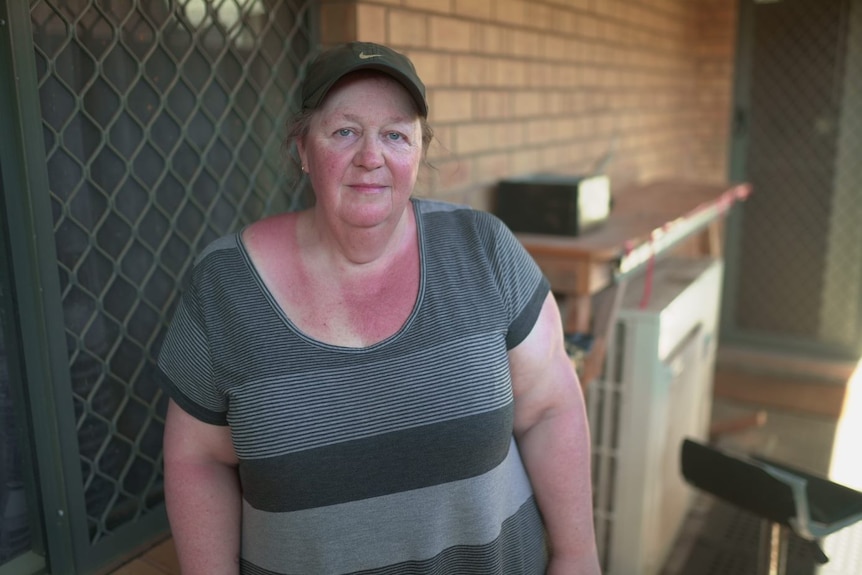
725, 0, 862, 360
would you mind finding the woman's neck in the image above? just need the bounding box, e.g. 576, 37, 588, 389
300, 200, 416, 270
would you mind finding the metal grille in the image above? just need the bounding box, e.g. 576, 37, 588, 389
733, 0, 862, 355
587, 321, 625, 572
822, 0, 862, 351
29, 0, 314, 544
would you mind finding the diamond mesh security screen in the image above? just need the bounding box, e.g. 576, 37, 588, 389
734, 0, 862, 355
29, 0, 314, 544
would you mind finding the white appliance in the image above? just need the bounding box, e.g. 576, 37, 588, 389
587, 257, 723, 575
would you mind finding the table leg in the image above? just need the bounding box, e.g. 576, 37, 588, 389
579, 279, 628, 388
758, 521, 789, 575
702, 220, 723, 258
562, 295, 592, 335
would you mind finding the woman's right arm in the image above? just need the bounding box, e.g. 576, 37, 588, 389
164, 399, 241, 575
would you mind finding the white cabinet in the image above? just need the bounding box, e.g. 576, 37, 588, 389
587, 257, 723, 575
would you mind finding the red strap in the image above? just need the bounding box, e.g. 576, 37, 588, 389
638, 230, 660, 309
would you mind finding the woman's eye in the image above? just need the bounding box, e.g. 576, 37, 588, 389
337, 128, 353, 137
387, 132, 403, 141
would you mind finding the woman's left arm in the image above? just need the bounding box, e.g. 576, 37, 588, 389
509, 292, 602, 575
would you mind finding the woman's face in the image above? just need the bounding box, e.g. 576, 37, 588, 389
297, 72, 423, 230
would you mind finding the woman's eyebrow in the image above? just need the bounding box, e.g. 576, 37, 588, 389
334, 112, 416, 125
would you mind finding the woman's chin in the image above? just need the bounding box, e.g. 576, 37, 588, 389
337, 194, 407, 229
350, 212, 399, 230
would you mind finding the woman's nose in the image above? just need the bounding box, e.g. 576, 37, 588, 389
354, 135, 384, 169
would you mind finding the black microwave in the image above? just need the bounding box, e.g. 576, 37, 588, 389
494, 174, 611, 236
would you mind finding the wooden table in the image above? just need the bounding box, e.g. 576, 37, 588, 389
516, 180, 752, 383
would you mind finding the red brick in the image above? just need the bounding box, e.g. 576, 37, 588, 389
404, 0, 452, 14
429, 16, 473, 52
453, 0, 492, 20
388, 9, 428, 48
430, 89, 473, 122
356, 4, 387, 44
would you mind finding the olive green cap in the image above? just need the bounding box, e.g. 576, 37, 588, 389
301, 42, 428, 118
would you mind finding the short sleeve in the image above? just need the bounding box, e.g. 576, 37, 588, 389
156, 275, 228, 426
479, 212, 550, 349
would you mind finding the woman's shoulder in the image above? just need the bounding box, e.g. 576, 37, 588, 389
414, 197, 509, 236
239, 212, 299, 260
413, 197, 498, 226
413, 197, 471, 214
242, 211, 297, 244
191, 211, 297, 272
194, 232, 241, 266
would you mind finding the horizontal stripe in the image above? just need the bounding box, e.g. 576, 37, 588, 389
227, 331, 514, 459
155, 365, 225, 425
241, 438, 541, 575
506, 279, 549, 349
240, 405, 514, 512
240, 498, 546, 575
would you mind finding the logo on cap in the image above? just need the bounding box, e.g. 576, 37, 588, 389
358, 52, 382, 59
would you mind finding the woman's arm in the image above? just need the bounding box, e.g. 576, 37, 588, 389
163, 399, 242, 575
509, 293, 601, 575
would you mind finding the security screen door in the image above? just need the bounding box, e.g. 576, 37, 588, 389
2, 1, 315, 572
725, 0, 862, 359
0, 216, 36, 575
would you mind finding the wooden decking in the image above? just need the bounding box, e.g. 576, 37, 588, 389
109, 538, 179, 575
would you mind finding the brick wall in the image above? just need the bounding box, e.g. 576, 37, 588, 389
319, 0, 739, 209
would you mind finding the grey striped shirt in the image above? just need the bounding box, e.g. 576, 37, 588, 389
158, 199, 550, 574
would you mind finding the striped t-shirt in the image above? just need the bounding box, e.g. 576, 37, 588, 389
157, 198, 551, 574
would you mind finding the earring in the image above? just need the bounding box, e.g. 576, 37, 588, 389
301, 165, 308, 173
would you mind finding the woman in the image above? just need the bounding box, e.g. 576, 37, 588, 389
159, 42, 600, 575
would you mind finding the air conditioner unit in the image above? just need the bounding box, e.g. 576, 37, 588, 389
587, 257, 723, 575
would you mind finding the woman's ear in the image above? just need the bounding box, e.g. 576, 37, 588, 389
296, 137, 308, 173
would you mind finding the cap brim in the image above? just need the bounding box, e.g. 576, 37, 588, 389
304, 63, 428, 117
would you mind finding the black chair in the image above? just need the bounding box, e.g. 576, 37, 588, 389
680, 438, 862, 574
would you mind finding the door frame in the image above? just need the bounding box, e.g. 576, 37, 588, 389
0, 2, 169, 573
0, 0, 78, 571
